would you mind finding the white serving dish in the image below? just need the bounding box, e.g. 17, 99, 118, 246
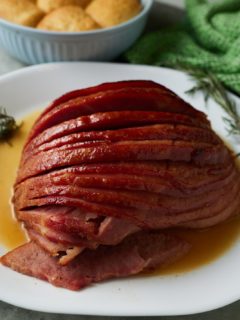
0, 62, 240, 316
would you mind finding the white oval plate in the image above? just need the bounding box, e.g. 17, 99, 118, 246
0, 62, 239, 316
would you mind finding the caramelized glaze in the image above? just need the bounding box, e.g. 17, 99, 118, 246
0, 111, 40, 249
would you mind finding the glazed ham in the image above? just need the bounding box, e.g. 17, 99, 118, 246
1, 80, 240, 290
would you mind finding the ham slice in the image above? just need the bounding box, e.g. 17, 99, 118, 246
26, 80, 207, 142
17, 140, 230, 183
1, 232, 191, 290
15, 162, 235, 199
24, 116, 212, 157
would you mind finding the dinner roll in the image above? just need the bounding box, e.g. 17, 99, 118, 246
37, 0, 92, 13
37, 5, 99, 32
0, 0, 44, 27
86, 0, 142, 28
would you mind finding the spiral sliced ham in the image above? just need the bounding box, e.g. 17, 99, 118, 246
1, 80, 240, 290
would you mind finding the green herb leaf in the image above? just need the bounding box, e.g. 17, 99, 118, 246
0, 108, 21, 143
178, 66, 240, 137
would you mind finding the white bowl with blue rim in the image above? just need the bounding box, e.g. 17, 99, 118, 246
0, 0, 153, 65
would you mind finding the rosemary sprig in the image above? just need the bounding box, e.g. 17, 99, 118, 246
183, 67, 240, 136
0, 107, 21, 143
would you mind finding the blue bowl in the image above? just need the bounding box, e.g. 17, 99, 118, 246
0, 0, 153, 65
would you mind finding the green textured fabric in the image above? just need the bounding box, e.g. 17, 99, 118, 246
125, 0, 240, 95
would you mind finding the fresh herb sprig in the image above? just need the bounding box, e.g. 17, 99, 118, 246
0, 108, 21, 143
182, 67, 240, 136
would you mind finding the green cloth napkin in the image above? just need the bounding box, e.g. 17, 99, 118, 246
125, 0, 240, 95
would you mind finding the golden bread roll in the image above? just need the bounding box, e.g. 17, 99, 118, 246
86, 0, 142, 28
37, 0, 92, 12
0, 0, 44, 27
37, 5, 99, 32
